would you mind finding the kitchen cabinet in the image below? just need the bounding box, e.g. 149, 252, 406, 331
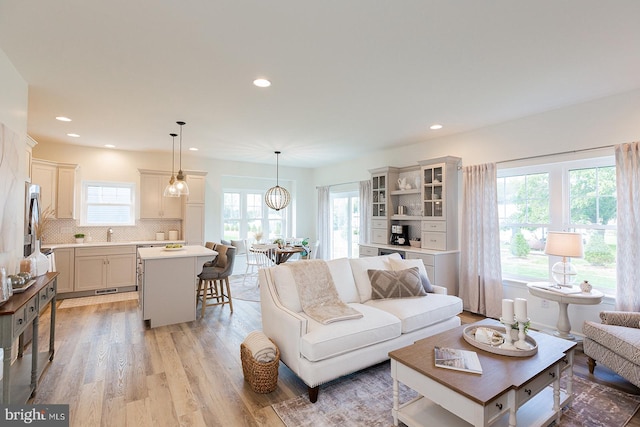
185, 172, 206, 204
53, 247, 74, 293
418, 156, 460, 250
182, 171, 207, 245
74, 245, 136, 292
139, 170, 182, 219
26, 136, 37, 181
183, 204, 204, 246
31, 159, 57, 213
31, 159, 78, 219
56, 164, 78, 219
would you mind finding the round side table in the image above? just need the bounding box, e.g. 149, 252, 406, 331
527, 282, 604, 340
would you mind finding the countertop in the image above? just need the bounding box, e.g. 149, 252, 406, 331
43, 240, 186, 250
360, 242, 459, 255
137, 245, 216, 260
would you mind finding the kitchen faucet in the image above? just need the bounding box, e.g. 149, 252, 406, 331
107, 228, 114, 242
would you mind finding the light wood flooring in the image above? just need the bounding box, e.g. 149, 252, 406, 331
27, 297, 639, 427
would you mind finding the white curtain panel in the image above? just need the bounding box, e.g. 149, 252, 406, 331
316, 186, 331, 260
359, 180, 372, 244
615, 142, 640, 311
460, 163, 503, 318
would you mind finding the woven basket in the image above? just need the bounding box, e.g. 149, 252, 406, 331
240, 340, 280, 394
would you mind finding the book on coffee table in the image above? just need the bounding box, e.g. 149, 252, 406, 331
434, 346, 483, 374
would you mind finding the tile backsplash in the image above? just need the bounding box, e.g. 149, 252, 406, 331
42, 219, 182, 244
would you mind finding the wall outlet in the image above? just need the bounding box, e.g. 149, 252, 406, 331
541, 299, 550, 309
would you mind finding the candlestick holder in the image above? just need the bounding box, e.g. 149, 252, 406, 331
499, 317, 517, 350
515, 318, 532, 350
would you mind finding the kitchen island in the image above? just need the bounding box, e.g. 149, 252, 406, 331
137, 245, 216, 328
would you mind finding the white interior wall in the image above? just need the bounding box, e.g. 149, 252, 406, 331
0, 48, 28, 269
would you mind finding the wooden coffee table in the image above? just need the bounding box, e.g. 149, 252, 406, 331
389, 319, 576, 427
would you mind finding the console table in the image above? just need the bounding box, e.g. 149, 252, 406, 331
389, 319, 576, 426
0, 272, 57, 404
527, 282, 604, 340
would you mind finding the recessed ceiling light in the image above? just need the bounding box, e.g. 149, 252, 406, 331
105, 144, 116, 148
430, 124, 443, 130
56, 116, 72, 122
189, 147, 198, 151
253, 78, 271, 88
67, 133, 80, 138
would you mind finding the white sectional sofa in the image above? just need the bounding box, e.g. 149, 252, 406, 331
259, 253, 463, 402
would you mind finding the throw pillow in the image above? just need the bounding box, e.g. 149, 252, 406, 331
230, 239, 246, 254
214, 244, 228, 268
367, 267, 426, 299
388, 258, 434, 293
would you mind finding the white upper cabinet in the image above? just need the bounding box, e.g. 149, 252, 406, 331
139, 170, 182, 219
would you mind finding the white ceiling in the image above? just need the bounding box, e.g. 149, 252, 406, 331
2, 1, 640, 168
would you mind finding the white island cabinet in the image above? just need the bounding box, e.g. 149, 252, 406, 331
137, 245, 216, 328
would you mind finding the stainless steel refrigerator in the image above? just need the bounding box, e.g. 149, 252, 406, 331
24, 183, 41, 257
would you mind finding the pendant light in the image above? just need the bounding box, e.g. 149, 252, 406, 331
174, 121, 190, 196
163, 133, 180, 197
265, 151, 290, 211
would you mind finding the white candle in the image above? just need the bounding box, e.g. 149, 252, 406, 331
502, 299, 514, 322
515, 298, 528, 321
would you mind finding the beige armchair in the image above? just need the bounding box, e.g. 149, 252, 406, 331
583, 311, 640, 388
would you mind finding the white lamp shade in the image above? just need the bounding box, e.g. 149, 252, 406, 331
544, 232, 584, 258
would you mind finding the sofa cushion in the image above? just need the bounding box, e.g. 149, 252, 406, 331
349, 254, 401, 303
368, 267, 426, 299
272, 258, 359, 313
583, 321, 640, 365
389, 257, 434, 293
300, 303, 401, 362
365, 294, 463, 333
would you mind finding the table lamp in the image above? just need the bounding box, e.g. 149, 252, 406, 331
544, 232, 584, 287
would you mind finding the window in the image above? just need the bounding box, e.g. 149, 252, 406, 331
498, 157, 617, 295
331, 191, 360, 259
81, 181, 135, 226
223, 190, 288, 241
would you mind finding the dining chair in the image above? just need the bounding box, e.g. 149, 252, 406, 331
243, 243, 278, 286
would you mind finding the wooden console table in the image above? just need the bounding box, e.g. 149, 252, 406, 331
0, 272, 57, 404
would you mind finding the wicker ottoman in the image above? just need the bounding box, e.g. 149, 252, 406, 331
240, 340, 280, 393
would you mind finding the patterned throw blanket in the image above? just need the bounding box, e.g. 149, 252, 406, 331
287, 260, 363, 324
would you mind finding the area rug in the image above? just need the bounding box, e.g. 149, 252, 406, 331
58, 291, 138, 309
272, 361, 640, 427
229, 275, 261, 302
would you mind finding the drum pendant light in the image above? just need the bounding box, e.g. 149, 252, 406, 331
265, 151, 290, 211
163, 133, 180, 197
174, 121, 190, 196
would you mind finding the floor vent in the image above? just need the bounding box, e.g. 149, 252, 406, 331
95, 288, 118, 295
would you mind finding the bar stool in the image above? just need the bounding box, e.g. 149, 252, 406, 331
197, 245, 236, 317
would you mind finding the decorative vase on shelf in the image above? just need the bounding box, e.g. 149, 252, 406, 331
27, 240, 50, 276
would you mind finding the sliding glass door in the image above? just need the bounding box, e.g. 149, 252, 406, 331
331, 191, 359, 259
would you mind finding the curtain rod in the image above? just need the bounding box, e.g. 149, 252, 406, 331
495, 144, 615, 165
315, 180, 363, 189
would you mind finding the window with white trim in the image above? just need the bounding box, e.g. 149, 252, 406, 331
498, 156, 617, 295
81, 181, 135, 226
223, 190, 288, 241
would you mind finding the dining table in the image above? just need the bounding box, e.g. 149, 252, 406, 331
269, 246, 306, 264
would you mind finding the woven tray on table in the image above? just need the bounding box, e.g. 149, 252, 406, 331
240, 340, 280, 394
